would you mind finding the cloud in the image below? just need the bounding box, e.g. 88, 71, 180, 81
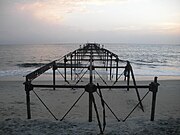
0, 0, 180, 44
16, 1, 78, 24
155, 22, 180, 34
15, 0, 126, 24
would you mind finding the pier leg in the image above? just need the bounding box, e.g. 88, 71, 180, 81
127, 70, 130, 91
116, 58, 119, 82
53, 65, 56, 90
110, 55, 112, 80
89, 92, 93, 122
25, 81, 33, 119
74, 51, 76, 76
150, 77, 159, 121
71, 54, 73, 80
126, 61, 130, 91
64, 57, 67, 82
88, 44, 93, 122
106, 52, 109, 71
26, 90, 31, 119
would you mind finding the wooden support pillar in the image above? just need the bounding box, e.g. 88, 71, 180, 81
116, 57, 119, 81
64, 57, 67, 81
77, 51, 79, 65
88, 45, 93, 122
127, 61, 130, 91
74, 51, 76, 72
25, 80, 33, 119
71, 54, 73, 80
104, 50, 106, 66
26, 90, 31, 119
79, 50, 81, 62
80, 50, 82, 61
53, 64, 56, 90
106, 52, 109, 71
150, 77, 159, 121
79, 50, 80, 63
103, 50, 105, 65
80, 49, 83, 61
89, 92, 93, 122
110, 54, 112, 80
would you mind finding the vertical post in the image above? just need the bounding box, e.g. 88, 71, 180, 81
53, 63, 56, 90
110, 54, 112, 80
127, 61, 130, 91
88, 44, 93, 122
64, 57, 67, 81
71, 54, 73, 80
116, 57, 119, 81
26, 90, 31, 119
106, 52, 109, 71
89, 93, 93, 122
25, 80, 32, 119
103, 50, 105, 65
74, 51, 76, 73
105, 50, 107, 66
76, 50, 78, 66
80, 49, 82, 62
150, 77, 159, 121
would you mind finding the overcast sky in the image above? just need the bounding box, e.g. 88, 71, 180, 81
0, 0, 180, 44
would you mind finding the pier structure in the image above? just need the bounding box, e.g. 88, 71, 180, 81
24, 43, 159, 134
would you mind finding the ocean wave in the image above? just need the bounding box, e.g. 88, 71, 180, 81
135, 59, 167, 64
0, 69, 30, 77
131, 59, 169, 67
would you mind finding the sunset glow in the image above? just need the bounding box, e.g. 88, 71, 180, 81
0, 0, 180, 44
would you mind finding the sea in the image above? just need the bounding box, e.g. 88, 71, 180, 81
0, 43, 180, 80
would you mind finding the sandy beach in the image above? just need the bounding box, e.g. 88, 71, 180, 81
1, 0, 180, 134
0, 78, 180, 134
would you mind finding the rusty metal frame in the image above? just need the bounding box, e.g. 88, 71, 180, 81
24, 43, 159, 134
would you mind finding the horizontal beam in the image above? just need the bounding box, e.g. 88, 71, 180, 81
65, 55, 106, 57
26, 61, 55, 81
32, 84, 149, 89
56, 65, 126, 69
65, 58, 117, 61
95, 66, 126, 68
68, 54, 116, 57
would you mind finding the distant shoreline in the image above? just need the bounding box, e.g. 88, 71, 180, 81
0, 42, 180, 46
